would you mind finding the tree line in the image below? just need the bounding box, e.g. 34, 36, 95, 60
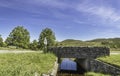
0, 26, 56, 51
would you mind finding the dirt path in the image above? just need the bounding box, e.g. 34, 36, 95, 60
0, 50, 40, 54
110, 51, 120, 55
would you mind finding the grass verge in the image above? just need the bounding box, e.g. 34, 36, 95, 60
98, 54, 120, 67
85, 72, 110, 76
0, 53, 56, 76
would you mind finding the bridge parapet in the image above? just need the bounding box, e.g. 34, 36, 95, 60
48, 47, 110, 59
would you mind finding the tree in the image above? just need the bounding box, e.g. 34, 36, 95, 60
0, 35, 3, 47
5, 26, 30, 49
38, 28, 56, 50
29, 40, 38, 50
5, 37, 12, 46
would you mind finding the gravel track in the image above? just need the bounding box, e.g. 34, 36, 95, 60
0, 50, 37, 54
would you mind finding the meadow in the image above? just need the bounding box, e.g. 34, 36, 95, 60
0, 53, 56, 76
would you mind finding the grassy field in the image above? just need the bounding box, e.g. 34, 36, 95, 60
98, 54, 120, 67
0, 53, 56, 76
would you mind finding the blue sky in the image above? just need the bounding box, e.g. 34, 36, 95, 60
1, 0, 120, 41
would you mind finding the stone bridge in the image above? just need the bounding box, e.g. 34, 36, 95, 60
48, 47, 110, 59
48, 47, 110, 72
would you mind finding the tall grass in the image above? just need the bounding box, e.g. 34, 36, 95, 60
0, 53, 56, 76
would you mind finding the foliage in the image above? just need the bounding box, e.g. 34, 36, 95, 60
0, 53, 56, 76
5, 37, 12, 46
5, 26, 30, 49
89, 38, 120, 48
38, 28, 56, 50
98, 54, 120, 67
0, 35, 3, 47
29, 40, 38, 50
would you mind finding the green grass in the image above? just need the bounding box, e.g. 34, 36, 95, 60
0, 46, 25, 50
0, 47, 15, 50
98, 54, 120, 67
85, 72, 110, 76
0, 53, 56, 76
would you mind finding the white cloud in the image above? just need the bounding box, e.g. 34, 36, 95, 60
90, 29, 120, 39
0, 0, 73, 19
77, 2, 120, 22
74, 20, 86, 24
1, 0, 120, 27
31, 0, 68, 9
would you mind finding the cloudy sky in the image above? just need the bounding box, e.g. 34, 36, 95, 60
1, 0, 120, 41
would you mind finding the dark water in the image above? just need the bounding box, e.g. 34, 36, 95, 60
57, 58, 85, 76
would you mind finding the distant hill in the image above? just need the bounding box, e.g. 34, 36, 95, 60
88, 38, 120, 42
60, 39, 83, 43
58, 39, 102, 47
57, 38, 120, 48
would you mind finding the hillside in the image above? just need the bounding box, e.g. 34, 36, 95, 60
58, 39, 102, 47
58, 38, 120, 48
88, 38, 120, 42
60, 39, 83, 44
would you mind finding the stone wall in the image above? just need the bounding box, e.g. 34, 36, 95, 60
48, 47, 110, 58
89, 59, 120, 75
